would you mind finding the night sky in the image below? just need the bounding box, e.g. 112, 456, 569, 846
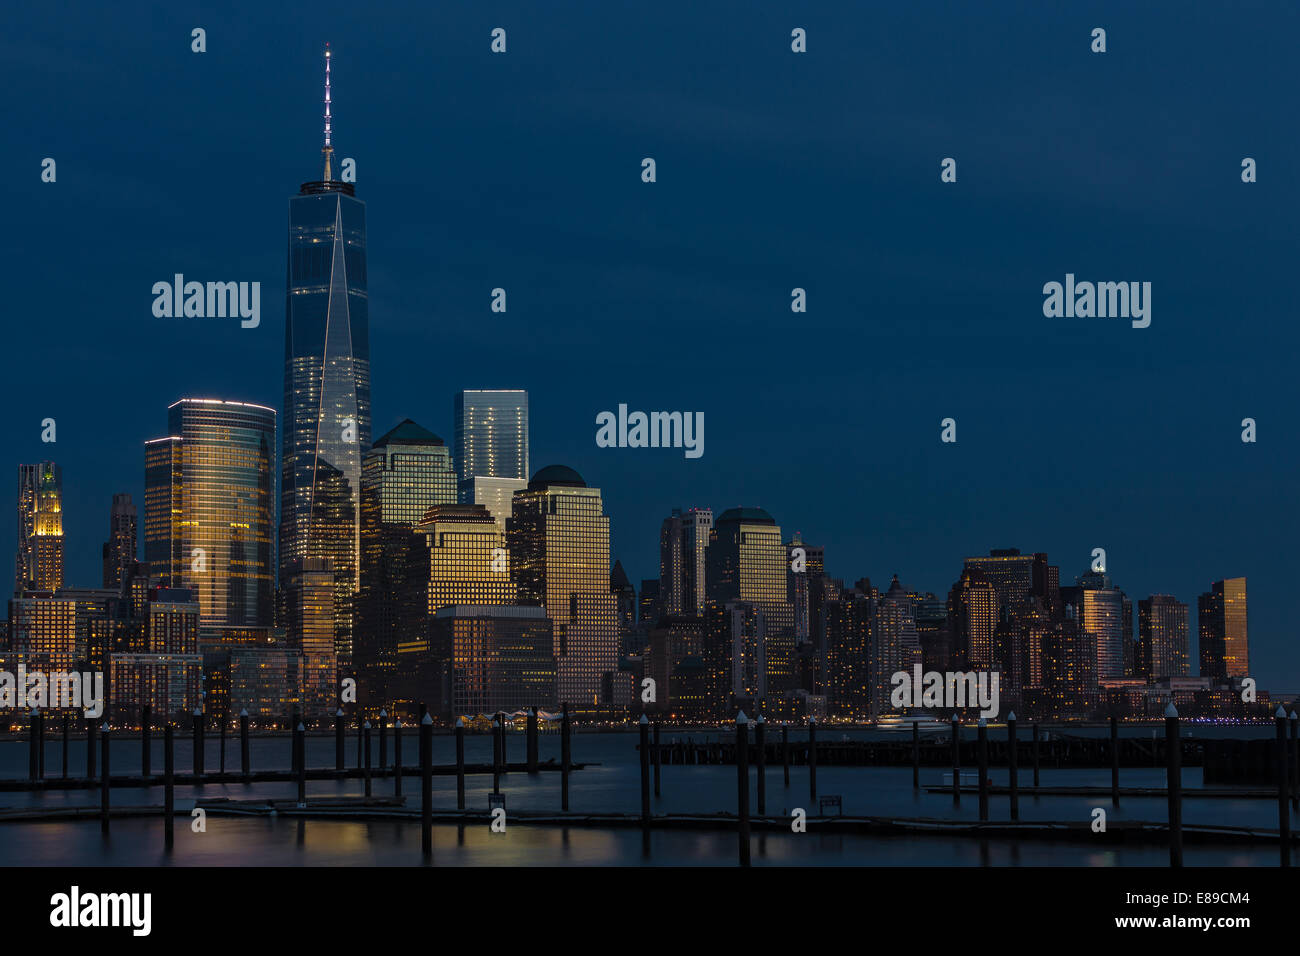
6, 2, 1297, 688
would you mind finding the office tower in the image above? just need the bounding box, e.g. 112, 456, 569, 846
1076, 570, 1125, 680
412, 503, 515, 612
825, 584, 874, 719
15, 462, 64, 593
1198, 577, 1249, 680
705, 508, 795, 698
454, 389, 528, 481
870, 575, 922, 717
283, 557, 338, 718
426, 605, 557, 716
144, 399, 276, 637
454, 390, 528, 527
357, 419, 457, 697
947, 567, 998, 668
1138, 594, 1189, 678
963, 548, 1035, 615
101, 494, 137, 592
611, 560, 636, 657
507, 466, 617, 709
281, 46, 371, 668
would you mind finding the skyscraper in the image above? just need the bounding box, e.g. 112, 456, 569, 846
963, 548, 1035, 615
1076, 570, 1125, 680
454, 390, 529, 527
507, 465, 617, 708
357, 419, 457, 695
947, 567, 998, 668
15, 462, 64, 594
281, 45, 371, 667
1198, 577, 1249, 680
871, 575, 922, 717
660, 507, 713, 618
705, 508, 795, 700
1138, 594, 1189, 678
101, 493, 137, 592
143, 399, 276, 637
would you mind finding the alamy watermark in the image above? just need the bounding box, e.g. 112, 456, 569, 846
0, 667, 104, 718
595, 404, 704, 459
890, 664, 1000, 718
1042, 273, 1150, 329
152, 274, 260, 328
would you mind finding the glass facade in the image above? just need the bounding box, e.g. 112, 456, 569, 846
282, 178, 370, 667
1198, 577, 1249, 680
143, 399, 276, 635
454, 390, 528, 501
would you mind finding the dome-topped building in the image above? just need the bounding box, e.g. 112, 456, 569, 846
527, 464, 587, 490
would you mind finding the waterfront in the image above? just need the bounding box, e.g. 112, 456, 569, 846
0, 725, 1289, 866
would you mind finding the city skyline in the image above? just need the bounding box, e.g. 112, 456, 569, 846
5, 5, 1295, 693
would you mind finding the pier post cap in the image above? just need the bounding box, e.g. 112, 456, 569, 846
978, 717, 987, 727
1164, 703, 1178, 718
1007, 711, 1016, 721
1290, 710, 1298, 720
395, 719, 403, 728
421, 713, 433, 726
239, 708, 249, 717
1277, 705, 1289, 718
808, 717, 816, 726
335, 708, 344, 717
380, 709, 387, 718
951, 713, 959, 722
101, 722, 110, 732
297, 722, 306, 732
30, 706, 39, 715
193, 708, 202, 716
638, 713, 649, 725
755, 713, 766, 724
363, 720, 371, 729
736, 710, 749, 725
455, 717, 464, 728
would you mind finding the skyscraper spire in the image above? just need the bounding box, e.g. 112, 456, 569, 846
322, 43, 333, 181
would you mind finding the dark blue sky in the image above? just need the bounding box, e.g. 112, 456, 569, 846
6, 2, 1297, 688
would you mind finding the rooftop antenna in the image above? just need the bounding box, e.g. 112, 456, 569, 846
322, 43, 334, 181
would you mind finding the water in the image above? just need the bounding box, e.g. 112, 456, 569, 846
0, 726, 1286, 866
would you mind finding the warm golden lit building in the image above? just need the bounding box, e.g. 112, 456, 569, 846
144, 399, 276, 638
15, 462, 65, 594
507, 466, 617, 709
1199, 577, 1248, 680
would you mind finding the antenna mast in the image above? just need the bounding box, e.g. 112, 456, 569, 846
322, 43, 334, 181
